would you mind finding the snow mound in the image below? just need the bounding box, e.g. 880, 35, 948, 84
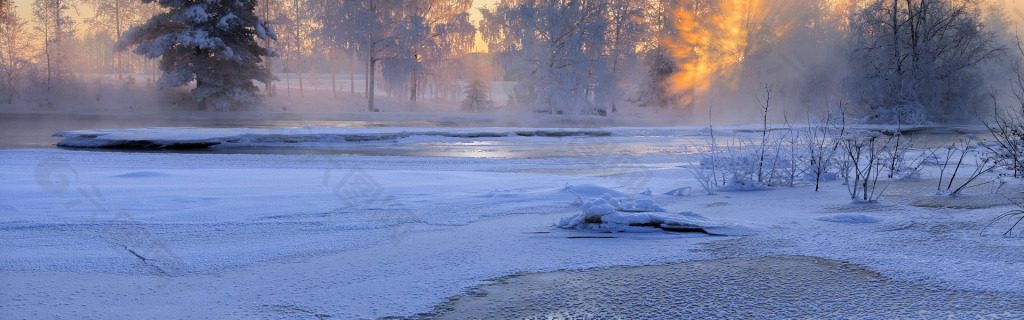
816, 214, 882, 224
563, 184, 626, 199
559, 194, 714, 233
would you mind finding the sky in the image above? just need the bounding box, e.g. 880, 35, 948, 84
472, 0, 499, 52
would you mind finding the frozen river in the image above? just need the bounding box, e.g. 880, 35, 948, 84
2, 113, 1020, 319
0, 113, 980, 159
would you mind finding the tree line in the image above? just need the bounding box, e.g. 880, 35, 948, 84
0, 0, 1019, 123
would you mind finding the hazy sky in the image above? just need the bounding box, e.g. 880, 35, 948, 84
471, 0, 498, 51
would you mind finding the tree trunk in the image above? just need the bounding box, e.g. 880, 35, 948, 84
330, 50, 336, 98
298, 59, 304, 98
368, 58, 376, 111
116, 0, 122, 80
349, 51, 355, 94
410, 68, 417, 102
45, 34, 51, 95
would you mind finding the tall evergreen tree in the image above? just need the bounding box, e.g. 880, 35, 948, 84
118, 0, 276, 110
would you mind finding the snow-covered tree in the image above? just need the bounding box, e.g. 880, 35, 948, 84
118, 0, 277, 111
255, 0, 281, 95
381, 0, 475, 102
605, 0, 653, 112
314, 0, 362, 96
847, 0, 1005, 124
636, 46, 678, 108
1, 1, 30, 103
337, 0, 403, 111
33, 0, 76, 96
481, 0, 616, 115
271, 0, 313, 97
319, 1, 474, 109
85, 0, 153, 79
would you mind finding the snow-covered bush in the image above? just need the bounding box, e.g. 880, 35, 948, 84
803, 106, 845, 191
688, 130, 794, 193
882, 132, 930, 181
933, 136, 998, 197
984, 198, 1024, 237
838, 130, 893, 202
983, 110, 1024, 178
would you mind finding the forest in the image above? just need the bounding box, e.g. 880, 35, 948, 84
0, 0, 1022, 124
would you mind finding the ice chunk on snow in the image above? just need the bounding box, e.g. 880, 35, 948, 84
815, 214, 882, 224
618, 198, 665, 212
560, 195, 715, 233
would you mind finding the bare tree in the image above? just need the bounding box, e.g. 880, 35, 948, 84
342, 0, 403, 111
382, 0, 474, 103
33, 0, 76, 97
848, 0, 1005, 124
84, 0, 151, 80
1, 1, 29, 103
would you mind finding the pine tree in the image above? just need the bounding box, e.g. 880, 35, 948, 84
461, 78, 490, 112
118, 0, 276, 110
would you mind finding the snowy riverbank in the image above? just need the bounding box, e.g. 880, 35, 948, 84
2, 127, 1023, 318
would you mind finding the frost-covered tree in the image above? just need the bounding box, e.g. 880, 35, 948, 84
605, 0, 652, 112
461, 78, 491, 112
1, 1, 30, 103
381, 0, 475, 102
337, 0, 403, 111
481, 0, 615, 115
85, 0, 152, 79
33, 0, 76, 96
320, 1, 473, 109
314, 0, 356, 96
256, 0, 283, 95
664, 0, 820, 111
637, 46, 678, 108
847, 0, 1005, 124
271, 0, 312, 97
119, 0, 276, 111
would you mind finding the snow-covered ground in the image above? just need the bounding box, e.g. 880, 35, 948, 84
1, 126, 1022, 319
